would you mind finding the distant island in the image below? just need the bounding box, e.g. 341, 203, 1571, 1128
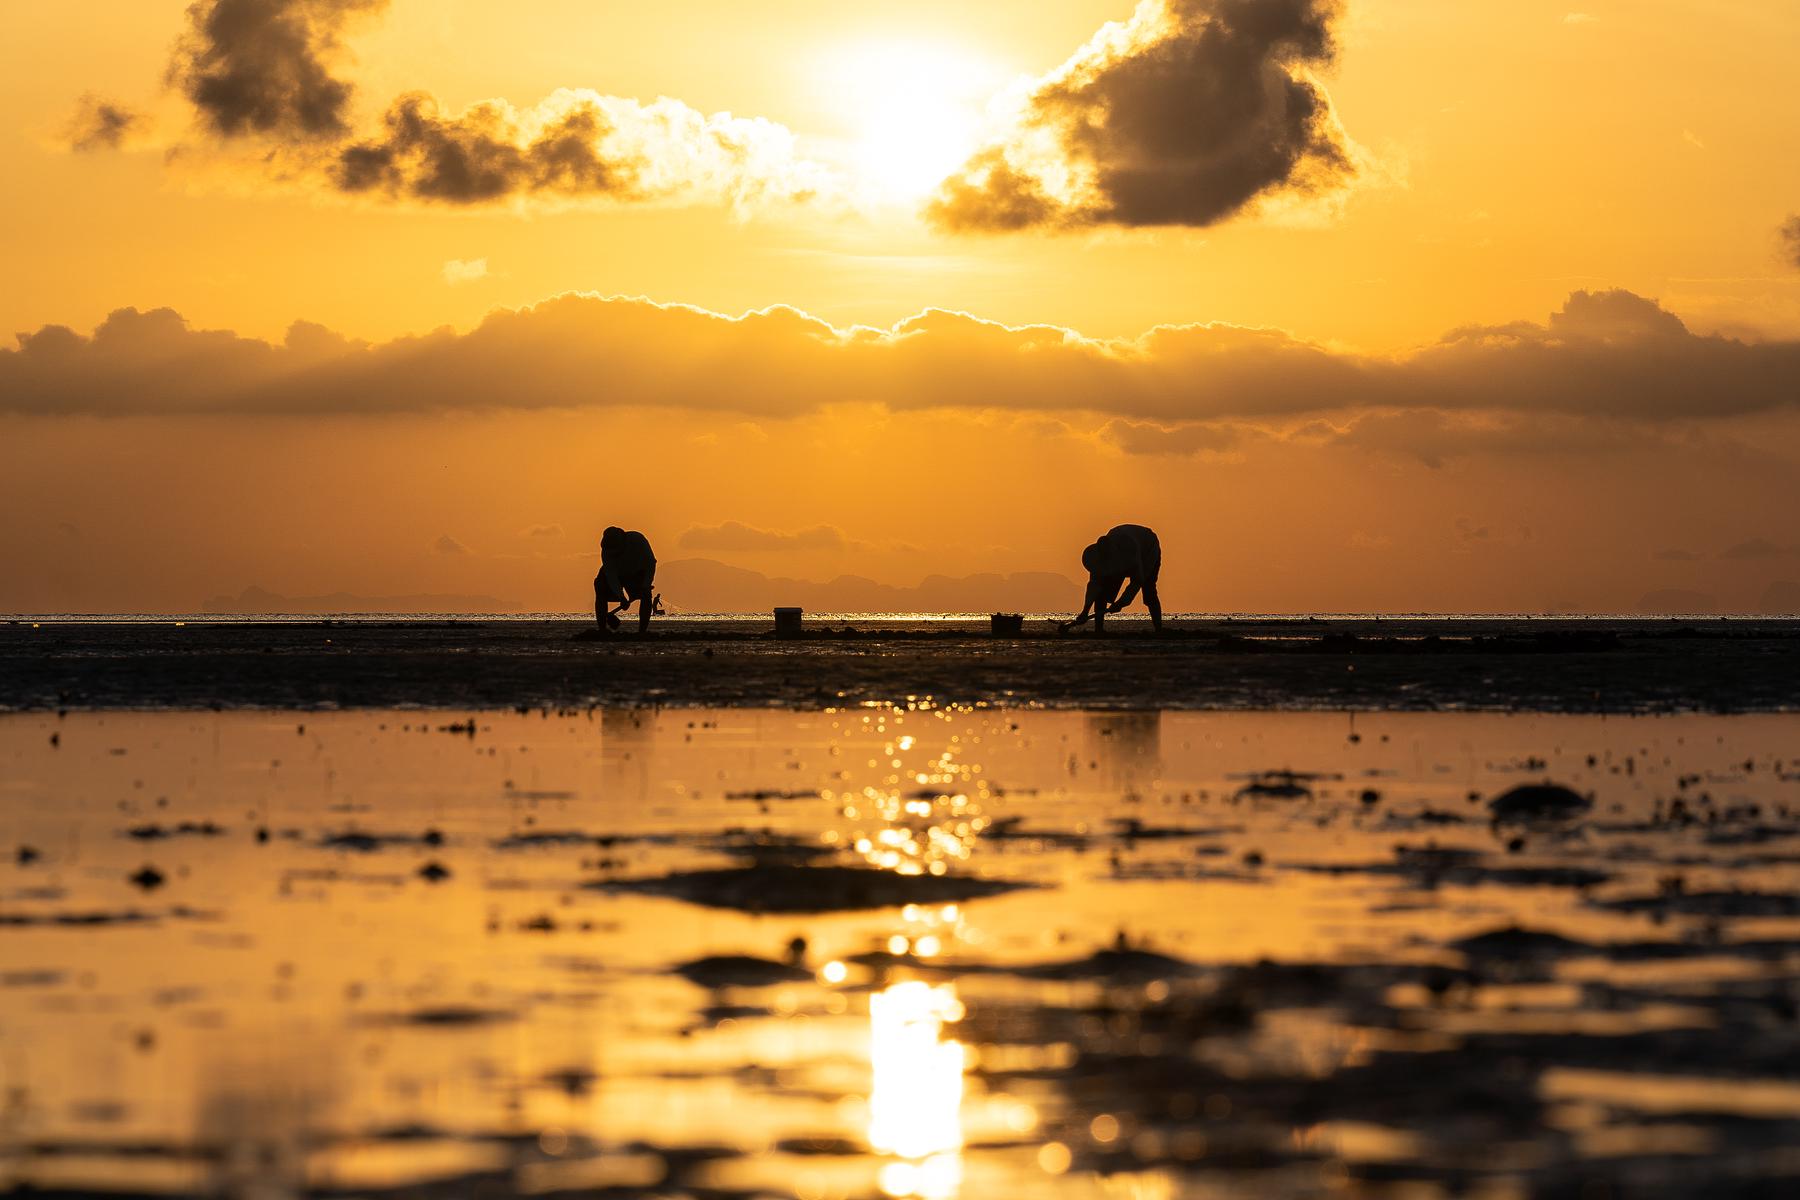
204, 586, 517, 615
655, 559, 1077, 614
202, 562, 1080, 616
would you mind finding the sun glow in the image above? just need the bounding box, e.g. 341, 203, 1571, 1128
820, 41, 998, 204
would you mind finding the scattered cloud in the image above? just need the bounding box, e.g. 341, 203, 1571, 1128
442, 257, 488, 285
64, 94, 147, 152
122, 0, 832, 214
170, 0, 387, 140
929, 0, 1357, 231
520, 523, 564, 539
1781, 215, 1800, 270
332, 89, 826, 210
4, 291, 1797, 437
432, 534, 471, 555
678, 522, 851, 553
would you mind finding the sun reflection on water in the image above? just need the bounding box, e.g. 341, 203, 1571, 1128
869, 980, 966, 1198
829, 704, 990, 878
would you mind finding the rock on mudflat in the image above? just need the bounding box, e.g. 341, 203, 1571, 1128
597, 863, 1032, 913
674, 954, 814, 989
1449, 925, 1595, 959
1488, 783, 1591, 823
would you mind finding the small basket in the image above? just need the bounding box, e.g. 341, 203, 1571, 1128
773, 607, 804, 637
990, 612, 1025, 636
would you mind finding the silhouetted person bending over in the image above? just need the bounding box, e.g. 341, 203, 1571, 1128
1062, 523, 1162, 634
595, 526, 658, 634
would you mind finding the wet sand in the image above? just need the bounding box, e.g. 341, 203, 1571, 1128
3, 706, 1799, 1197
5, 616, 1800, 712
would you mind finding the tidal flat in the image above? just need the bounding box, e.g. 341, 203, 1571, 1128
3, 705, 1799, 1198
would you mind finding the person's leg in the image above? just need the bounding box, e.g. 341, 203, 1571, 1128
1144, 578, 1163, 632
594, 576, 612, 634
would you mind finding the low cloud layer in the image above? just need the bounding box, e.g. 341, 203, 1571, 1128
930, 0, 1355, 231
5, 291, 1796, 446
679, 522, 851, 553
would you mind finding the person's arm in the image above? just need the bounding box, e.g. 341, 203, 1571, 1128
1108, 540, 1148, 611
1110, 576, 1143, 612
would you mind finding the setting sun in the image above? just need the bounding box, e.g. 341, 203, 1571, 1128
822, 40, 997, 203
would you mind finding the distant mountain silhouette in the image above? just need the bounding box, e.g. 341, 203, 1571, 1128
205, 585, 515, 614
658, 558, 1077, 613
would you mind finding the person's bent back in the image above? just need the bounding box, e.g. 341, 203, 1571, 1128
595, 526, 658, 634
1063, 523, 1163, 634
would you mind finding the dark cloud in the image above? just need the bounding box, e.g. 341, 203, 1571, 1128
327, 91, 819, 208
65, 94, 146, 152
520, 524, 564, 539
679, 522, 850, 553
3, 291, 1797, 431
1782, 215, 1800, 271
930, 0, 1355, 231
431, 534, 470, 556
142, 2, 824, 210
335, 91, 636, 204
169, 0, 387, 140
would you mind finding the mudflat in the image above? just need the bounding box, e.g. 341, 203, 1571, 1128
3, 706, 1800, 1197
4, 616, 1799, 712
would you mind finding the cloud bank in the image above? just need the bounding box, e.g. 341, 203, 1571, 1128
930, 0, 1356, 231
5, 291, 1796, 443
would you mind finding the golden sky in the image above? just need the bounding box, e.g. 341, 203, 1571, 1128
3, 0, 1800, 613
